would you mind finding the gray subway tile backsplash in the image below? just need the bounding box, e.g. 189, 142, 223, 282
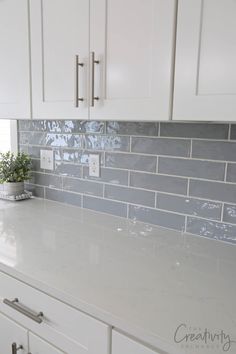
158, 157, 226, 181
192, 140, 236, 162
105, 152, 157, 172
105, 184, 155, 208
156, 193, 222, 220
186, 217, 236, 244
129, 205, 185, 231
106, 121, 158, 136
19, 120, 236, 245
132, 137, 191, 157
83, 196, 127, 218
223, 204, 236, 225
83, 166, 128, 186
130, 171, 188, 195
63, 177, 103, 197
45, 188, 82, 208
226, 163, 236, 183
160, 123, 229, 139
189, 179, 236, 204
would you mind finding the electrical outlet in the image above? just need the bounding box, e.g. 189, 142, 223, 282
40, 150, 54, 171
89, 154, 100, 177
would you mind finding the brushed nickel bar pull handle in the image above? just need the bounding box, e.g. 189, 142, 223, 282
75, 55, 84, 107
90, 52, 99, 107
4, 298, 43, 324
12, 343, 23, 354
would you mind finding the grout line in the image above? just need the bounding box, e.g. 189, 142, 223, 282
29, 171, 236, 206
19, 131, 236, 142
190, 139, 193, 158
224, 163, 228, 182
22, 142, 236, 164
156, 156, 159, 173
187, 179, 190, 196
221, 203, 225, 222
184, 216, 188, 233
228, 124, 231, 140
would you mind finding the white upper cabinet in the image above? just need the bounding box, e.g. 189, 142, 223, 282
173, 0, 236, 121
30, 0, 89, 119
90, 0, 176, 121
0, 0, 31, 119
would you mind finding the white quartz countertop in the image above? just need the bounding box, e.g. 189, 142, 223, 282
0, 198, 235, 354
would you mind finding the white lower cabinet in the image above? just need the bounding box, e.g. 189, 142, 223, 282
0, 272, 110, 354
0, 312, 28, 354
112, 331, 159, 354
28, 333, 64, 354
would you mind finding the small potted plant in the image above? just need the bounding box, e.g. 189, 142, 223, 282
0, 151, 32, 197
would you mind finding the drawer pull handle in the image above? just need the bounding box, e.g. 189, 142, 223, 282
75, 54, 84, 107
12, 343, 23, 354
90, 51, 99, 107
3, 298, 43, 324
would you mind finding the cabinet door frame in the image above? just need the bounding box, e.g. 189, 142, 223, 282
90, 0, 177, 121
0, 0, 31, 119
173, 0, 236, 121
0, 311, 28, 353
30, 0, 90, 120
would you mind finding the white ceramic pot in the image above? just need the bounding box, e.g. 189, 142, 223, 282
2, 182, 24, 196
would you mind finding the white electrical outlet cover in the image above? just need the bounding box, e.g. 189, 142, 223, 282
40, 150, 54, 171
89, 154, 100, 177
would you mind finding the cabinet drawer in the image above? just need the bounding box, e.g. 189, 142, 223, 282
112, 331, 159, 354
0, 271, 109, 354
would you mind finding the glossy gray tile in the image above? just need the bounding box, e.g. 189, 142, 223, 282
192, 140, 236, 162
105, 152, 156, 172
223, 204, 236, 225
189, 179, 236, 203
186, 217, 236, 244
55, 163, 82, 178
158, 157, 225, 181
105, 185, 155, 207
45, 188, 82, 207
25, 183, 44, 198
83, 196, 127, 218
129, 205, 185, 231
45, 134, 83, 148
84, 134, 130, 152
63, 177, 103, 197
226, 163, 236, 182
31, 172, 62, 189
160, 123, 229, 139
106, 121, 158, 136
156, 193, 222, 220
132, 137, 191, 157
130, 171, 187, 195
18, 120, 236, 244
83, 166, 128, 185
230, 124, 236, 140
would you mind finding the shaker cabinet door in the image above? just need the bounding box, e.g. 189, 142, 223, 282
28, 333, 64, 354
0, 312, 28, 354
0, 0, 31, 119
30, 0, 89, 120
173, 0, 236, 121
90, 0, 176, 121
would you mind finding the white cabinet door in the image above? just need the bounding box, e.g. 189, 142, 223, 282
0, 312, 28, 354
90, 0, 176, 121
112, 331, 159, 354
173, 0, 236, 121
0, 0, 31, 119
29, 333, 64, 354
30, 0, 89, 120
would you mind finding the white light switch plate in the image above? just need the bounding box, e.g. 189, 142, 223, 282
40, 150, 54, 171
89, 154, 100, 177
